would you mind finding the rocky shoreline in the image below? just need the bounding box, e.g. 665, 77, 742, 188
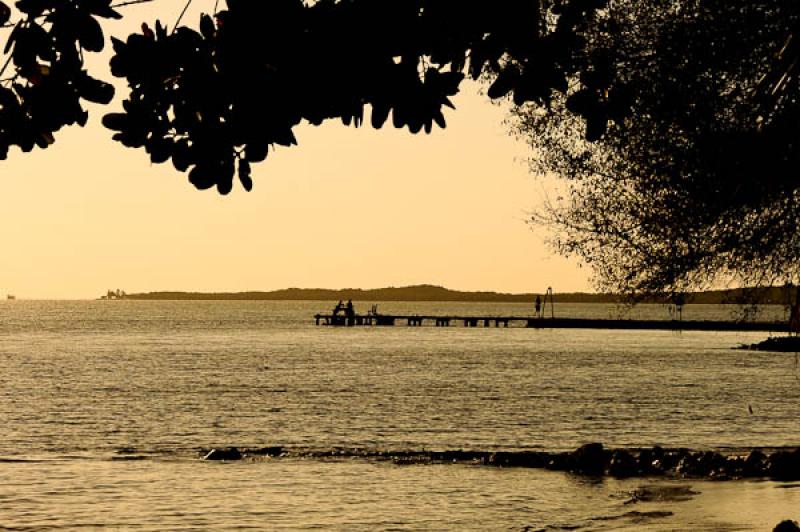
198, 443, 800, 530
200, 442, 800, 481
738, 335, 800, 352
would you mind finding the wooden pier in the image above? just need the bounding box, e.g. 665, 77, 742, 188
313, 314, 789, 332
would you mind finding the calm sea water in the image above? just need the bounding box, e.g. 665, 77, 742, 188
0, 300, 798, 530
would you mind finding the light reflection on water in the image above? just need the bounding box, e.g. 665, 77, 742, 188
0, 301, 798, 529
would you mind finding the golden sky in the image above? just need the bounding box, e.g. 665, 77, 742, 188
0, 1, 590, 299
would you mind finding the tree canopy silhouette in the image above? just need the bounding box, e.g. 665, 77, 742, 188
0, 0, 121, 159
514, 0, 800, 294
0, 0, 606, 193
2, 0, 799, 295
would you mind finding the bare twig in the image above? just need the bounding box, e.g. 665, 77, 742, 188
0, 48, 14, 80
1, 0, 156, 30
172, 0, 192, 33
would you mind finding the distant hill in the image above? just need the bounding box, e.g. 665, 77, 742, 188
122, 284, 790, 304
680, 287, 789, 305
125, 285, 613, 302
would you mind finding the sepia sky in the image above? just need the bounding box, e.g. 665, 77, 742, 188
0, 1, 591, 299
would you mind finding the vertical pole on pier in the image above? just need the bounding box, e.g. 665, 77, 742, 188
544, 287, 555, 319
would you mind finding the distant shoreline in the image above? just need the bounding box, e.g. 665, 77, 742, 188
118, 284, 790, 304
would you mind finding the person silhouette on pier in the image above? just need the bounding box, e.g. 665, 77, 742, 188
333, 300, 344, 316
534, 295, 542, 318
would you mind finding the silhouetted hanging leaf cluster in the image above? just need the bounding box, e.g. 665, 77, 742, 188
103, 0, 607, 193
514, 1, 800, 295
0, 0, 119, 159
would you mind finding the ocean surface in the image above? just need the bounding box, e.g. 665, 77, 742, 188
1, 300, 799, 530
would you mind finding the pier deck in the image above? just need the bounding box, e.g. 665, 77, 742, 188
313, 314, 788, 332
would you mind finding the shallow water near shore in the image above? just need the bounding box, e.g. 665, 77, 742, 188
0, 300, 798, 530
1, 456, 798, 531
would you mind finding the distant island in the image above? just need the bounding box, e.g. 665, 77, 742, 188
118, 284, 790, 304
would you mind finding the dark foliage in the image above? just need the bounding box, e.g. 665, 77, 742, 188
514, 1, 800, 295
102, 0, 605, 193
0, 0, 119, 159
0, 0, 606, 192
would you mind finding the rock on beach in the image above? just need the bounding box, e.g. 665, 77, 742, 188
774, 520, 800, 532
203, 447, 243, 461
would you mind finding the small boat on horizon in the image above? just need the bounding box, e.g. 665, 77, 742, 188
6, 294, 15, 300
